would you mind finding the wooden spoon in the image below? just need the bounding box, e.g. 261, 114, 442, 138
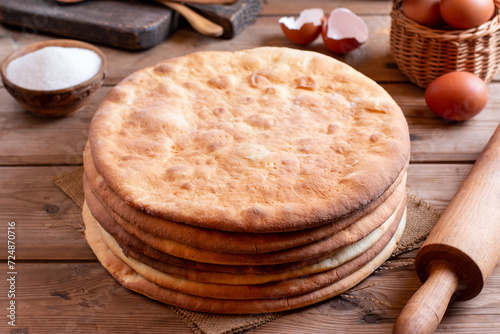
154, 0, 223, 37
54, 0, 225, 37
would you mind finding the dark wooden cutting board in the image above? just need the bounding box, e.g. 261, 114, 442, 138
0, 0, 260, 50
189, 0, 260, 39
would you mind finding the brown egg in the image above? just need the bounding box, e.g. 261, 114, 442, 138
279, 8, 324, 46
402, 0, 445, 28
321, 8, 368, 54
425, 72, 489, 121
440, 0, 495, 29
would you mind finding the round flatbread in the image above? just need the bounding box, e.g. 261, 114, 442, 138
96, 208, 402, 299
85, 176, 406, 265
89, 196, 405, 285
84, 142, 408, 254
88, 47, 410, 233
83, 203, 405, 313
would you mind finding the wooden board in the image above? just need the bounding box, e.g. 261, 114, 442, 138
189, 0, 261, 38
0, 0, 261, 50
0, 0, 179, 50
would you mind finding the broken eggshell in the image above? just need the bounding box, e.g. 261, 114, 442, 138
279, 8, 324, 45
322, 8, 369, 54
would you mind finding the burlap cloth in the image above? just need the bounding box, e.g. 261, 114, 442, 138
54, 167, 440, 334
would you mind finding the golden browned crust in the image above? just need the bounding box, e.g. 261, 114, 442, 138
96, 207, 401, 299
84, 142, 408, 254
83, 202, 405, 313
98, 203, 404, 286
85, 173, 406, 265
88, 47, 410, 233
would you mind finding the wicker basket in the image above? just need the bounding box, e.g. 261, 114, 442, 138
390, 0, 500, 88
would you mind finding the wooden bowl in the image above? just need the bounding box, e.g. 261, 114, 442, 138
1, 39, 106, 118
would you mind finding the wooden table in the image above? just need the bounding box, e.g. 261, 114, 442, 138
1, 1, 499, 333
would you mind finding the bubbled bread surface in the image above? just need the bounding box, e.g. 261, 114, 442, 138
89, 47, 410, 232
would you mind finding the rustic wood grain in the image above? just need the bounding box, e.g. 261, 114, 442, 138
396, 124, 500, 333
251, 264, 500, 333
0, 262, 498, 333
1, 5, 499, 86
0, 0, 179, 50
0, 163, 471, 261
0, 88, 97, 166
0, 166, 94, 260
12, 11, 496, 86
259, 0, 392, 16
0, 0, 262, 48
387, 82, 500, 162
0, 263, 191, 333
0, 15, 404, 86
2, 82, 499, 165
187, 0, 261, 38
0, 26, 16, 65
406, 164, 472, 211
5, 17, 498, 88
1, 1, 500, 333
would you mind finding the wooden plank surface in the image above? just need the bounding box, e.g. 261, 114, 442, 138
0, 4, 499, 86
0, 88, 96, 166
1, 0, 500, 333
259, 0, 392, 16
0, 261, 498, 333
0, 164, 472, 261
1, 10, 499, 165
0, 166, 93, 260
0, 263, 190, 333
1, 83, 499, 165
0, 14, 404, 87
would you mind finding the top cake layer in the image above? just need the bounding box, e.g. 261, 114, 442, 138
88, 47, 410, 232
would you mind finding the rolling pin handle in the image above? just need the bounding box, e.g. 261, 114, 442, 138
393, 261, 460, 334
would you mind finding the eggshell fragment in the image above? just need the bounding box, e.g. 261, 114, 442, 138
279, 8, 324, 45
425, 71, 489, 121
321, 8, 369, 54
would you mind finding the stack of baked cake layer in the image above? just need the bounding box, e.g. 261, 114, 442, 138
82, 47, 410, 314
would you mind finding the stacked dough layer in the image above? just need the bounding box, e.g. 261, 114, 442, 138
83, 47, 410, 314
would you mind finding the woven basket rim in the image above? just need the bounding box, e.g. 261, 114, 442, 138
392, 0, 500, 39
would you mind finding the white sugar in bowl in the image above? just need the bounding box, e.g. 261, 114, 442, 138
1, 39, 106, 118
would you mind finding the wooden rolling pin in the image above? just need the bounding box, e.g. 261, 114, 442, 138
393, 123, 500, 334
